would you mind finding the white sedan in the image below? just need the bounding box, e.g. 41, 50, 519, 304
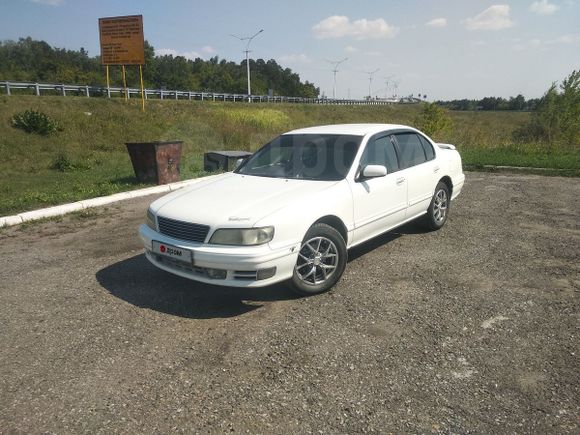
139, 124, 465, 294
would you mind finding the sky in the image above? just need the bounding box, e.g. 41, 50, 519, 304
1, 0, 579, 100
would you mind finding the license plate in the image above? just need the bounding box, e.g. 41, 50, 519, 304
152, 241, 193, 263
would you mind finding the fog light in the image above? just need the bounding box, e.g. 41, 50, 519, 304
257, 267, 276, 280
206, 268, 227, 280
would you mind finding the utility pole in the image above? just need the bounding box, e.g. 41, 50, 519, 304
364, 68, 380, 100
231, 29, 264, 102
325, 58, 348, 99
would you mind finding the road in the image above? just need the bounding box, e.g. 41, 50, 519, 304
0, 172, 578, 433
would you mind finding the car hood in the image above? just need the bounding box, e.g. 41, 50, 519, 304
152, 173, 339, 227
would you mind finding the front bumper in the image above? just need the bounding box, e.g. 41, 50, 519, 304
139, 224, 299, 287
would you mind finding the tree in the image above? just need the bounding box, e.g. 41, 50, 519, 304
0, 37, 319, 98
508, 94, 526, 111
415, 102, 453, 138
514, 70, 580, 149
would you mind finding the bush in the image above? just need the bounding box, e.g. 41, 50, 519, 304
514, 70, 580, 150
11, 109, 60, 135
415, 103, 452, 138
50, 153, 74, 172
49, 153, 92, 172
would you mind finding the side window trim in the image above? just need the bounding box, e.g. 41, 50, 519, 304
389, 135, 401, 168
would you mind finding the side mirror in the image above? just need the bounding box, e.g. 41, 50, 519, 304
361, 165, 387, 179
233, 158, 245, 170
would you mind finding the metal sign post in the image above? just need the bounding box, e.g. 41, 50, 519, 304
139, 65, 145, 112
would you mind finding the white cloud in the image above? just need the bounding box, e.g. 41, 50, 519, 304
530, 0, 560, 15
31, 0, 64, 5
313, 15, 399, 40
201, 46, 216, 54
426, 18, 447, 28
345, 45, 359, 53
363, 51, 382, 57
155, 48, 201, 60
278, 53, 312, 64
512, 34, 579, 51
464, 5, 514, 30
547, 34, 580, 44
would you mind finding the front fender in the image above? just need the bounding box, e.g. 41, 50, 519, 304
257, 180, 353, 251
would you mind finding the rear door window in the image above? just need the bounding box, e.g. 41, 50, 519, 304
394, 133, 427, 169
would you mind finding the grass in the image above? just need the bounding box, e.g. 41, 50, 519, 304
461, 147, 580, 169
0, 95, 578, 216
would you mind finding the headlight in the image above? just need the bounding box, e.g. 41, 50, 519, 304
146, 208, 156, 230
209, 226, 274, 246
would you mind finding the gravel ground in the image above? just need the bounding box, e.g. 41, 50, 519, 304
0, 172, 578, 434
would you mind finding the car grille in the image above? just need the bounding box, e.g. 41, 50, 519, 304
157, 216, 210, 243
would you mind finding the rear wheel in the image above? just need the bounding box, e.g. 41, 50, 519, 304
424, 182, 450, 231
289, 223, 347, 295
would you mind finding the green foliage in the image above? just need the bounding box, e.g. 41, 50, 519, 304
461, 146, 580, 172
437, 94, 540, 111
0, 37, 320, 98
415, 103, 452, 138
50, 153, 74, 172
50, 152, 94, 172
514, 70, 580, 149
11, 109, 60, 135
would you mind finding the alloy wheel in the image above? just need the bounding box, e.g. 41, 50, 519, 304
433, 188, 448, 223
295, 236, 339, 285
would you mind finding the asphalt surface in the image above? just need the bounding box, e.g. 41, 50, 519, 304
0, 172, 578, 434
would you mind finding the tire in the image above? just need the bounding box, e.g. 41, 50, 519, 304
423, 181, 450, 231
289, 223, 347, 295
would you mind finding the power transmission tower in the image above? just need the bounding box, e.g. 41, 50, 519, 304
230, 29, 264, 102
364, 68, 380, 99
325, 58, 348, 99
384, 75, 395, 98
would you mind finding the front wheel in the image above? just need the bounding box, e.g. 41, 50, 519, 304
289, 223, 347, 295
423, 181, 450, 231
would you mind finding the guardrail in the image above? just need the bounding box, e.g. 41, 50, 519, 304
0, 80, 402, 105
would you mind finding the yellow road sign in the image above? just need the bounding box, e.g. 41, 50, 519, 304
99, 15, 145, 65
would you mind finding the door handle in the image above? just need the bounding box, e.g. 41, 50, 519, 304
396, 177, 405, 185
433, 166, 440, 173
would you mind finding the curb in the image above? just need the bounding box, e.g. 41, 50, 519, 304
0, 177, 212, 228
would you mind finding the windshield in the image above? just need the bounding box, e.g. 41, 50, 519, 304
235, 134, 362, 181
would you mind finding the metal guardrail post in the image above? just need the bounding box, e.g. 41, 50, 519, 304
35, 83, 40, 96
5, 82, 10, 96
61, 85, 66, 97
85, 85, 90, 97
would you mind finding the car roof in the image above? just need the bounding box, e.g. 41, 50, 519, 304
283, 123, 415, 137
